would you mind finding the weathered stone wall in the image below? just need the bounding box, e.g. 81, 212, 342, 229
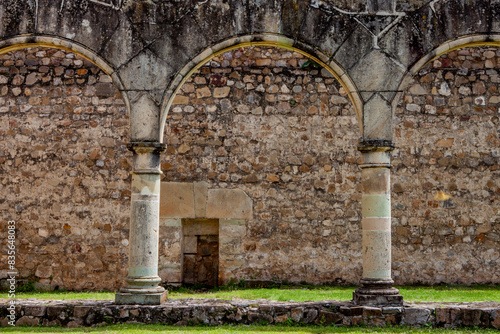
163, 46, 362, 285
0, 48, 130, 291
162, 45, 499, 285
2, 299, 500, 329
1, 45, 499, 290
392, 47, 500, 284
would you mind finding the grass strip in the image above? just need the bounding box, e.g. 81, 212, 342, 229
0, 285, 499, 303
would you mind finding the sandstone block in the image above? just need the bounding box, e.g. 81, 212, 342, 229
160, 182, 195, 218
196, 87, 211, 98
213, 87, 230, 98
173, 95, 189, 104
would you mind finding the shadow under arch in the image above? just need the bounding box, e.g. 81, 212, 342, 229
159, 33, 364, 142
393, 34, 500, 113
0, 35, 130, 114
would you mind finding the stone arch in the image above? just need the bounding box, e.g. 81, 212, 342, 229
158, 43, 363, 285
393, 34, 500, 113
159, 34, 364, 142
0, 35, 129, 113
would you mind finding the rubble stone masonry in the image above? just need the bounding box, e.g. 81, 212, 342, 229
393, 47, 500, 284
0, 46, 498, 290
0, 48, 131, 290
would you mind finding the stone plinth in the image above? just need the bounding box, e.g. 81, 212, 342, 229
1, 299, 499, 328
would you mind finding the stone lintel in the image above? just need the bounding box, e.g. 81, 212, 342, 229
183, 218, 219, 236
160, 182, 253, 220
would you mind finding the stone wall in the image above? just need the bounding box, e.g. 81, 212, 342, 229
0, 48, 130, 291
163, 46, 362, 285
392, 47, 500, 284
1, 299, 500, 329
0, 45, 498, 291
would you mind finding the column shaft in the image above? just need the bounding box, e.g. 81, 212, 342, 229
115, 142, 168, 305
353, 143, 403, 306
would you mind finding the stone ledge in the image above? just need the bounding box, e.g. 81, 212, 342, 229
0, 299, 499, 328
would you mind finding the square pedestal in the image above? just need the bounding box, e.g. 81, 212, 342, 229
115, 291, 168, 305
353, 291, 403, 306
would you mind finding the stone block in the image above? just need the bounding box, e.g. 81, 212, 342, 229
402, 307, 431, 325
219, 237, 243, 254
183, 236, 198, 253
183, 219, 219, 236
101, 16, 144, 69
213, 87, 230, 98
290, 307, 303, 322
315, 310, 343, 325
462, 309, 482, 327
492, 310, 500, 329
16, 316, 39, 326
220, 222, 246, 238
436, 307, 462, 325
173, 95, 189, 104
160, 182, 195, 218
159, 265, 182, 284
303, 308, 318, 324
362, 307, 382, 317
24, 306, 47, 317
353, 291, 403, 307
117, 49, 171, 91
206, 189, 252, 219
194, 181, 208, 218
35, 265, 52, 279
160, 218, 182, 227
115, 291, 168, 305
333, 24, 373, 71
73, 306, 92, 318
46, 306, 68, 321
67, 320, 82, 328
129, 92, 161, 141
362, 94, 392, 141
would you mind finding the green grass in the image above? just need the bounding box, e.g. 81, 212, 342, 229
1, 324, 498, 334
1, 285, 499, 303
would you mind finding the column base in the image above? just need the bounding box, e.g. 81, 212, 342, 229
353, 279, 403, 306
115, 276, 168, 305
115, 291, 168, 305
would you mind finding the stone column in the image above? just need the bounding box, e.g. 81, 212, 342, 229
353, 141, 403, 306
115, 142, 168, 305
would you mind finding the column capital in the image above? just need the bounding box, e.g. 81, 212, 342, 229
128, 141, 166, 154
357, 139, 395, 153
358, 140, 394, 168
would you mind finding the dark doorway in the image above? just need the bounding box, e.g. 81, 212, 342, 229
182, 219, 219, 287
